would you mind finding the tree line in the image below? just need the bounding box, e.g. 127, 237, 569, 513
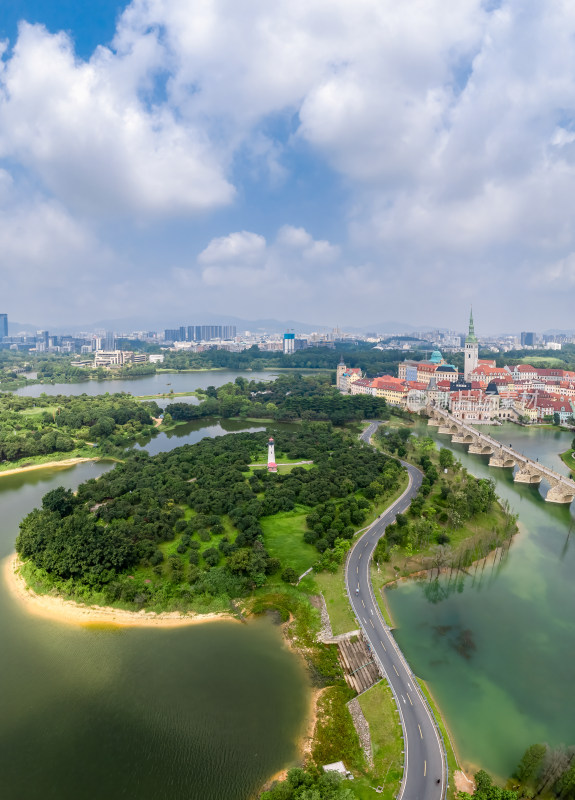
167, 373, 394, 424
458, 741, 575, 800
0, 392, 160, 462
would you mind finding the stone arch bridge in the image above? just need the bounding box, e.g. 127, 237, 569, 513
426, 406, 575, 504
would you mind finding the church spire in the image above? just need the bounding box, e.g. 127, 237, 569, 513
466, 307, 477, 343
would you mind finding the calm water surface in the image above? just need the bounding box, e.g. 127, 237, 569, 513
386, 422, 575, 778
0, 423, 309, 800
14, 370, 286, 398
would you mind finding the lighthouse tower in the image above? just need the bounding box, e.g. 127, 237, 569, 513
267, 437, 277, 473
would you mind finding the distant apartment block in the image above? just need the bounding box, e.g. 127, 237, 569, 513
165, 325, 237, 342
0, 314, 8, 339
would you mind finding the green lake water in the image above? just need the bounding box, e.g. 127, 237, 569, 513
0, 422, 309, 799
385, 422, 575, 779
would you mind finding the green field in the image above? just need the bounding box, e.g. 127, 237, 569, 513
314, 566, 357, 635
521, 356, 566, 367
356, 681, 404, 800
260, 505, 318, 574
560, 449, 575, 476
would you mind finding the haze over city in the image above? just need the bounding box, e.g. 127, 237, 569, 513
1, 1, 575, 329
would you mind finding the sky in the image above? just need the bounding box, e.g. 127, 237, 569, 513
0, 0, 574, 333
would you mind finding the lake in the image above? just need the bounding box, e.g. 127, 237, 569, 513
0, 422, 309, 800
385, 421, 575, 779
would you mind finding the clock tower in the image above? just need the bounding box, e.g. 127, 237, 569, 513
464, 308, 479, 382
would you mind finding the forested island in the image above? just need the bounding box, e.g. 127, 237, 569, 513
0, 392, 160, 468
15, 425, 404, 609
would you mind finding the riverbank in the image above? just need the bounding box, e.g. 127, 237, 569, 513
560, 448, 575, 476
4, 554, 238, 628
0, 455, 100, 478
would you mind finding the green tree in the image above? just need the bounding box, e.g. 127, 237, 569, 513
514, 743, 547, 785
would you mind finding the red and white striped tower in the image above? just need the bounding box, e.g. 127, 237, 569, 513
267, 437, 277, 473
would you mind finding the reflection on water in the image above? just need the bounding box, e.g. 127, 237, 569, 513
14, 370, 283, 398
386, 421, 575, 778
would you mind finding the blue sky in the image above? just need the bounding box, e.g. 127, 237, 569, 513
1, 1, 574, 332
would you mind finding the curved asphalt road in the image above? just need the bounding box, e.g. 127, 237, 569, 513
344, 421, 446, 800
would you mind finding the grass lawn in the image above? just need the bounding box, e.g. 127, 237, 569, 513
18, 405, 58, 416
560, 449, 575, 477
314, 566, 357, 635
355, 680, 404, 800
260, 505, 317, 574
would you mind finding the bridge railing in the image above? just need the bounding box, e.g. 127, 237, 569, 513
429, 407, 574, 487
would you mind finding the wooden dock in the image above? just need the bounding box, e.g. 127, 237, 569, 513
337, 635, 380, 693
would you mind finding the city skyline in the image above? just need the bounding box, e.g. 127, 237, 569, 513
0, 2, 575, 329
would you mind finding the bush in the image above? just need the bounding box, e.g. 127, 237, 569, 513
281, 567, 299, 584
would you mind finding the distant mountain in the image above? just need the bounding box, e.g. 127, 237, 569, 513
8, 321, 38, 334
8, 313, 446, 337
56, 314, 332, 336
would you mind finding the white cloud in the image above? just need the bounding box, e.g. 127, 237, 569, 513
176, 226, 340, 314
0, 22, 234, 217
198, 231, 266, 266
3, 1, 575, 327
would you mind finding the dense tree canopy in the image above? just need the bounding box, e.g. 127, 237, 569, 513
16, 423, 404, 609
167, 373, 393, 424
0, 392, 159, 461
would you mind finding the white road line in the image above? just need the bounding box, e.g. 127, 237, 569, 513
393, 665, 399, 676
370, 608, 374, 615
424, 760, 427, 777
369, 619, 375, 629
380, 640, 387, 652
401, 695, 406, 704
418, 724, 423, 739
356, 566, 358, 574
407, 693, 413, 706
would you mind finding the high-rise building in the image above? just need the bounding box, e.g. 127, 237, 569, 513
104, 330, 116, 350
186, 325, 237, 341
283, 332, 295, 354
0, 314, 7, 339
464, 308, 479, 381
521, 331, 536, 347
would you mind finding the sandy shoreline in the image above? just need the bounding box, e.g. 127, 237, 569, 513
0, 456, 100, 478
3, 554, 238, 628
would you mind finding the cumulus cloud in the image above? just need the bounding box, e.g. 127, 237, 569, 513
0, 22, 234, 217
3, 0, 575, 327
173, 226, 340, 318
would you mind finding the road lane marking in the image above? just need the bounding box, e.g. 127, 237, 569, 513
370, 608, 374, 615
361, 599, 365, 607
369, 619, 375, 628
380, 640, 387, 652
424, 760, 427, 777
407, 693, 413, 706
356, 566, 358, 574
401, 695, 406, 704
393, 665, 399, 676
418, 724, 423, 739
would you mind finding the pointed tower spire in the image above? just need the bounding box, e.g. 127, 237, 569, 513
466, 306, 477, 343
